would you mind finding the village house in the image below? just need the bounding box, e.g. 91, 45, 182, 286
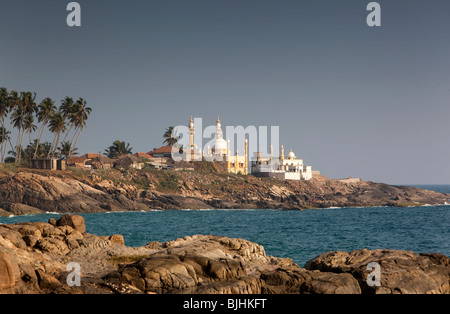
147, 146, 173, 158
85, 156, 115, 170
133, 152, 153, 159
113, 155, 144, 169
68, 153, 102, 168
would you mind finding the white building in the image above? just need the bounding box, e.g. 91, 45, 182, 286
251, 145, 313, 181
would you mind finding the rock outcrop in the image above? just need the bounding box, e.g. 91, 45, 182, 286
0, 169, 449, 216
305, 249, 450, 294
0, 215, 448, 294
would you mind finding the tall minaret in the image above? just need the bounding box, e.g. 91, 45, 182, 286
227, 139, 231, 172
216, 114, 223, 139
244, 138, 248, 175
189, 115, 194, 161
235, 149, 239, 173
280, 145, 285, 170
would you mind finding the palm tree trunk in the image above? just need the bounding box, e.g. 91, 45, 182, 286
18, 123, 26, 163
68, 126, 79, 159
0, 116, 5, 163
2, 122, 13, 163
59, 124, 73, 155
34, 118, 47, 159
15, 126, 22, 163
47, 133, 58, 159
53, 131, 62, 157
69, 127, 83, 164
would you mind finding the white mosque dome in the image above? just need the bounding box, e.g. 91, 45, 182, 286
288, 150, 296, 159
212, 137, 227, 152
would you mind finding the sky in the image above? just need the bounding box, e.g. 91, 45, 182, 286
1, 0, 450, 184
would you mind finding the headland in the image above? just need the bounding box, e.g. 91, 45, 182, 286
0, 162, 448, 216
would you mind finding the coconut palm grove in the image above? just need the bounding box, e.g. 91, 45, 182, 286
0, 87, 91, 165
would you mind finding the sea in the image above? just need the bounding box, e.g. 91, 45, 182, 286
0, 184, 449, 267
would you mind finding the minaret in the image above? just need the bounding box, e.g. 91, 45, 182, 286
280, 145, 285, 170
227, 139, 231, 172
244, 138, 248, 175
189, 115, 195, 161
235, 149, 239, 173
216, 114, 223, 139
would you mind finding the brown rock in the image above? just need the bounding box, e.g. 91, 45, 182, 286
0, 227, 27, 250
55, 215, 86, 233
102, 235, 362, 294
35, 269, 61, 290
35, 238, 69, 255
109, 234, 125, 246
305, 249, 450, 294
0, 252, 15, 291
23, 235, 39, 247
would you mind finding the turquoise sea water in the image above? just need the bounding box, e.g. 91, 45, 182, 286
1, 185, 449, 267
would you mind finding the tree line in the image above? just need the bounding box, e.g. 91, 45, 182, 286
0, 87, 91, 164
102, 127, 180, 159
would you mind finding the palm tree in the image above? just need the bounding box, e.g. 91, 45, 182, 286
14, 91, 37, 163
67, 98, 91, 163
163, 126, 180, 146
104, 140, 132, 158
23, 114, 37, 146
27, 140, 51, 159
2, 90, 19, 163
11, 106, 25, 163
47, 111, 67, 158
34, 97, 56, 159
58, 97, 75, 151
0, 87, 10, 162
58, 140, 78, 160
0, 126, 11, 159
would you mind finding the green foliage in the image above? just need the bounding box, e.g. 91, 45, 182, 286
0, 86, 91, 163
151, 171, 181, 192
162, 126, 180, 146
0, 162, 19, 173
104, 140, 132, 158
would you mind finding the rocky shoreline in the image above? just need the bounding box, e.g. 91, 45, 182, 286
0, 214, 449, 294
0, 167, 448, 216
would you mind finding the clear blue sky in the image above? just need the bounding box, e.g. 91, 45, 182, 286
1, 0, 450, 184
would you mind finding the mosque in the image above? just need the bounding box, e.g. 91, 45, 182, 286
188, 115, 248, 175
186, 115, 314, 180
251, 146, 313, 181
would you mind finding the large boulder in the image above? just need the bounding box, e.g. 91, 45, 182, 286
305, 249, 450, 294
54, 214, 86, 233
103, 235, 361, 294
0, 252, 15, 291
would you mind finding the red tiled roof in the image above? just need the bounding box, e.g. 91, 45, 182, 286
85, 153, 101, 159
147, 146, 173, 155
69, 156, 84, 164
133, 152, 154, 159
68, 153, 101, 165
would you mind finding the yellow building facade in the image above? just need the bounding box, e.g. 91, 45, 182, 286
188, 115, 248, 175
